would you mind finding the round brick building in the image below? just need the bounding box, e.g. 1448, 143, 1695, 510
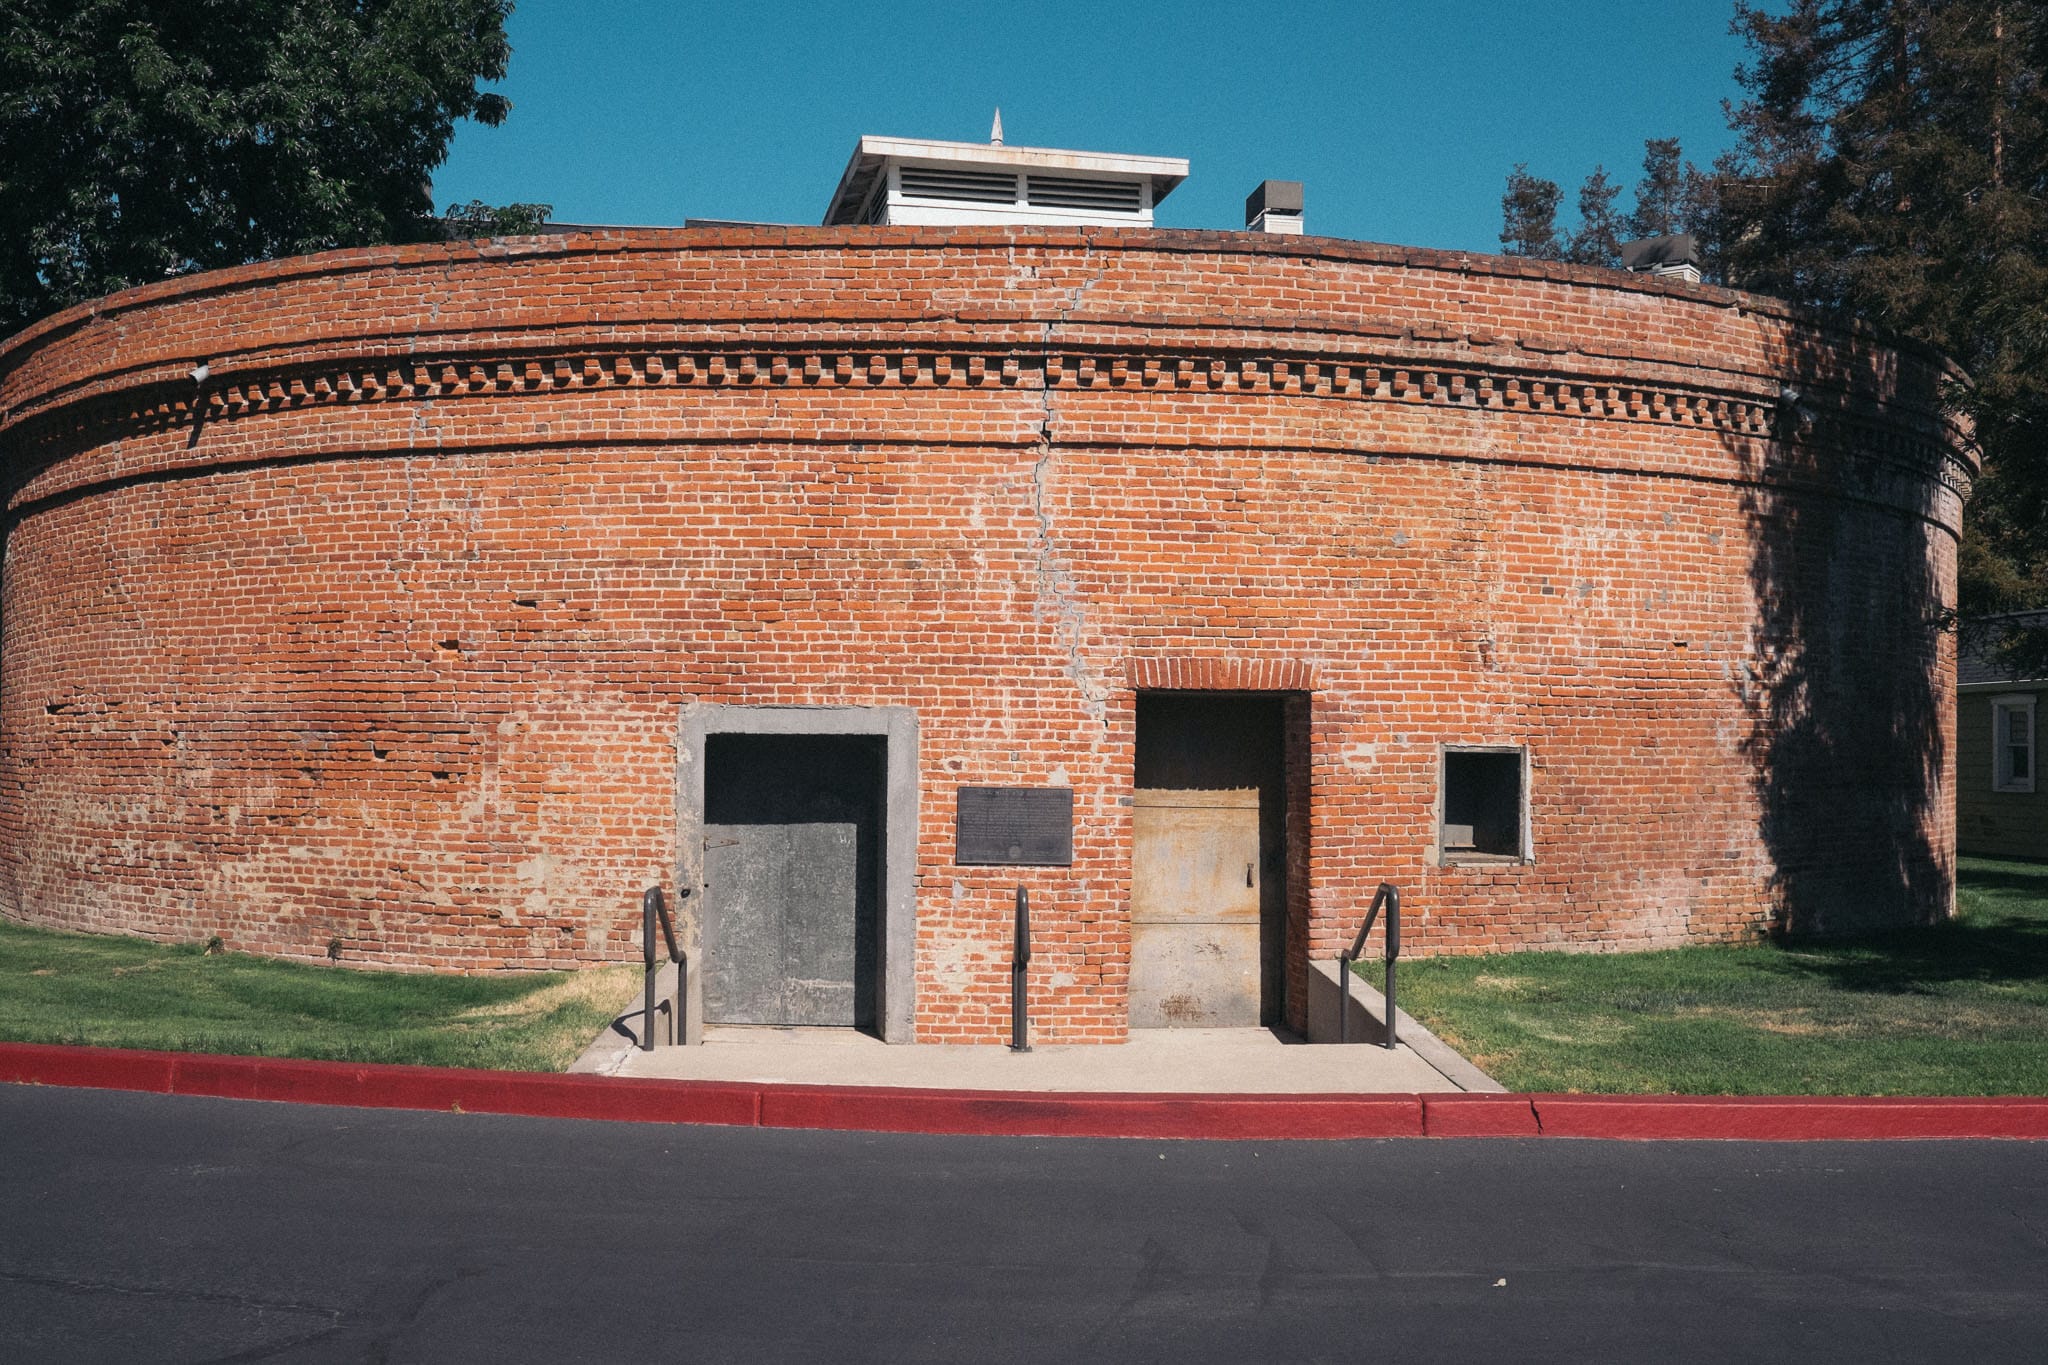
0, 225, 1973, 1043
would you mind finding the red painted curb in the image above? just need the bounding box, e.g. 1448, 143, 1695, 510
4, 1043, 2048, 1141
0, 1043, 765, 1128
0, 1041, 177, 1094
1529, 1094, 2048, 1141
1423, 1094, 1542, 1137
758, 1086, 1424, 1140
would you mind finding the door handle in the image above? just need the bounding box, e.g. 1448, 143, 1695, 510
1246, 862, 1254, 888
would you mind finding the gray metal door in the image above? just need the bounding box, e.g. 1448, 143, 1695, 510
702, 734, 881, 1028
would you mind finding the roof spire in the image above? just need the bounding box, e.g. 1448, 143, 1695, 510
989, 108, 1004, 146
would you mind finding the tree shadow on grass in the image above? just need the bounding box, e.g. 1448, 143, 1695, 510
1957, 849, 2048, 885
1759, 914, 2048, 995
1760, 857, 2048, 997
1957, 867, 2048, 898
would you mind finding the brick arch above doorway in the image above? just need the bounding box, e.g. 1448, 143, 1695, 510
1125, 658, 1321, 692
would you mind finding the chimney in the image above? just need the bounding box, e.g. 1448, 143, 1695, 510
1620, 233, 1702, 285
1245, 180, 1303, 235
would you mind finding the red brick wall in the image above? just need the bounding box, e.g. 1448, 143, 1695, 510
0, 228, 1974, 1042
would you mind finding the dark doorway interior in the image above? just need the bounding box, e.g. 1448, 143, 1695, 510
703, 734, 884, 1031
1132, 694, 1289, 1027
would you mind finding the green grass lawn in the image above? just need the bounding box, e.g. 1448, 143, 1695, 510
8, 858, 2044, 1090
1379, 855, 2048, 1096
0, 918, 639, 1072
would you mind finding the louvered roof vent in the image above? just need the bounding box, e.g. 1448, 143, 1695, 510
825, 129, 1187, 229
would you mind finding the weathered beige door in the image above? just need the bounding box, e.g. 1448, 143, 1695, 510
1130, 787, 1262, 1027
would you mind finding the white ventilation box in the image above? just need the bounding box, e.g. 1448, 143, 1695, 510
824, 133, 1187, 228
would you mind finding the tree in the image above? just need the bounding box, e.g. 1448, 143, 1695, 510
1565, 165, 1624, 267
1499, 138, 1717, 274
1499, 164, 1563, 258
1629, 137, 1689, 238
0, 0, 519, 336
1720, 0, 2048, 665
440, 198, 552, 237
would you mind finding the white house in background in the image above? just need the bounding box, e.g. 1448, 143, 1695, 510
1958, 611, 2048, 859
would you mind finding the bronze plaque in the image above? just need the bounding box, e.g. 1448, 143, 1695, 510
954, 787, 1073, 866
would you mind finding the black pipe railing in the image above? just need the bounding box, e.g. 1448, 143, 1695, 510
642, 885, 686, 1051
1338, 882, 1400, 1050
1010, 885, 1031, 1053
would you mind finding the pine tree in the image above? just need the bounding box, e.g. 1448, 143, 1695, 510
1500, 165, 1563, 258
1629, 138, 1689, 239
1499, 139, 1714, 272
1721, 0, 2048, 663
1565, 166, 1625, 267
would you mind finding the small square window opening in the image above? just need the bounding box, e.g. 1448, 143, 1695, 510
1442, 748, 1526, 859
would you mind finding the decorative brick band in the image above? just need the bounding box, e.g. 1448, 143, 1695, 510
0, 338, 1969, 501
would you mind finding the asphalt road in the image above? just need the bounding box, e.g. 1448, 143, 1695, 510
3, 1085, 2045, 1363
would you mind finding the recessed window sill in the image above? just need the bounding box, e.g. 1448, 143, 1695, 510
1439, 851, 1531, 867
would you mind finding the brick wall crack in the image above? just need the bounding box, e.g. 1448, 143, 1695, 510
1032, 316, 1108, 735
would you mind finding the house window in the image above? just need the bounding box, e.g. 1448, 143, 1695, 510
1993, 695, 2036, 794
1441, 746, 1528, 860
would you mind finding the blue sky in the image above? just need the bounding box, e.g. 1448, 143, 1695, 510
435, 1, 1756, 253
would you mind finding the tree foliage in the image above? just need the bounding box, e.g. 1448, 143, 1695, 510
1719, 0, 2048, 664
1565, 165, 1625, 267
1629, 137, 1689, 238
1499, 163, 1563, 258
1497, 1, 2048, 667
1496, 138, 1719, 272
440, 197, 551, 237
0, 0, 518, 336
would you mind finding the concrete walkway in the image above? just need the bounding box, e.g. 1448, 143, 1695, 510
579, 960, 1504, 1095
592, 1024, 1467, 1093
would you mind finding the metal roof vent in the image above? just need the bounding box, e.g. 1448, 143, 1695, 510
1245, 180, 1303, 235
1620, 234, 1702, 284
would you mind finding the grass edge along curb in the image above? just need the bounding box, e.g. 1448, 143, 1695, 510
5, 1042, 2048, 1142
1374, 855, 2048, 1097
0, 915, 639, 1073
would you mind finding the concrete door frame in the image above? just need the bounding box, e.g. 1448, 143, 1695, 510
677, 704, 919, 1044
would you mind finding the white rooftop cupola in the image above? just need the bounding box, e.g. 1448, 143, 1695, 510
824, 122, 1187, 228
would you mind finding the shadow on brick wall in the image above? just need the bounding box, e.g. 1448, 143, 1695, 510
1730, 329, 1956, 937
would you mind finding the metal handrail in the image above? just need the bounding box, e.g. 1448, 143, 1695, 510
1010, 886, 1032, 1053
641, 885, 686, 1051
1338, 882, 1400, 1050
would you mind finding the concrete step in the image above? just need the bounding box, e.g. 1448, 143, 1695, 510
1303, 957, 1505, 1093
